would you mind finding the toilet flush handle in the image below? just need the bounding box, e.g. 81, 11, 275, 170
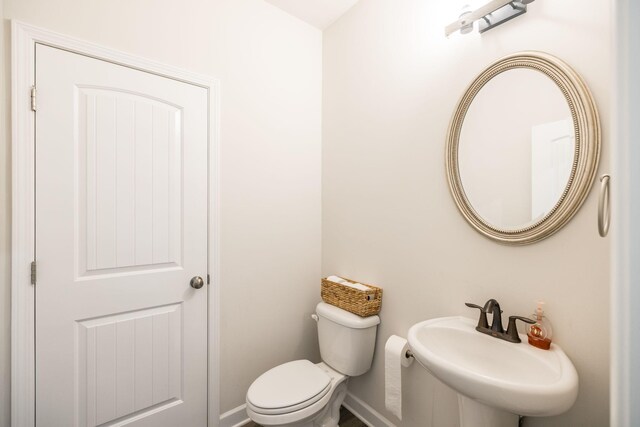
311, 314, 319, 322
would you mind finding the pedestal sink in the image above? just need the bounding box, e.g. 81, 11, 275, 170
407, 317, 578, 427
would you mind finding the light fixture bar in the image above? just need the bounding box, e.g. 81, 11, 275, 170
478, 1, 527, 33
444, 0, 533, 37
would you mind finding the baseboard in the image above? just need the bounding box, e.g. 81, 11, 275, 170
343, 392, 396, 427
220, 404, 249, 427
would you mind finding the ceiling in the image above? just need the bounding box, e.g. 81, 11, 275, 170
263, 0, 360, 30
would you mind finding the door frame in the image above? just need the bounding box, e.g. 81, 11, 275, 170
10, 20, 221, 427
612, 1, 640, 425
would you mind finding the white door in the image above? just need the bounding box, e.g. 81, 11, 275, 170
35, 44, 209, 427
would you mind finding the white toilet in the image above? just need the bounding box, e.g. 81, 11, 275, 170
246, 302, 380, 427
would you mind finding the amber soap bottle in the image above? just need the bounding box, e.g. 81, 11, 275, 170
527, 301, 553, 350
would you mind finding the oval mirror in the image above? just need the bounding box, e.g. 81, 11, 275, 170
446, 52, 600, 244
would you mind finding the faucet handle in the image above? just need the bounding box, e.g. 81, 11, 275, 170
506, 315, 536, 343
465, 303, 489, 329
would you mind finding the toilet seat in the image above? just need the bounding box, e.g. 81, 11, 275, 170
246, 362, 348, 427
247, 360, 332, 415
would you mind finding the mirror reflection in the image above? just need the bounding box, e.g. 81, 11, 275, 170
458, 69, 575, 230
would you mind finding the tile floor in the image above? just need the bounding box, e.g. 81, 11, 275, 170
243, 406, 366, 427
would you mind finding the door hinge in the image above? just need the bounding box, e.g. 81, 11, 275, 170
30, 86, 37, 112
207, 274, 210, 285
30, 261, 37, 285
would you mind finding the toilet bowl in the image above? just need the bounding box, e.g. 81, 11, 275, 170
246, 302, 380, 427
246, 361, 348, 427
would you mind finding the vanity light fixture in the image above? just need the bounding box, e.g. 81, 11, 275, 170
458, 4, 474, 34
445, 0, 534, 37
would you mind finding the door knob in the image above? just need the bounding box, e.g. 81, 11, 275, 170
190, 276, 205, 289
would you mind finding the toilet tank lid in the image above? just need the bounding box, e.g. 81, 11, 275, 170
316, 302, 380, 329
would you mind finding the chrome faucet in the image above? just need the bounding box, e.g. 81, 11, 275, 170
465, 299, 535, 343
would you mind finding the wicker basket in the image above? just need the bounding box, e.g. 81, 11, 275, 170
321, 277, 382, 317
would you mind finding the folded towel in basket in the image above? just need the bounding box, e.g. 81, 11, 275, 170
326, 275, 372, 292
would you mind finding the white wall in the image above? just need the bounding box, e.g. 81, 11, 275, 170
323, 1, 610, 426
0, 0, 322, 422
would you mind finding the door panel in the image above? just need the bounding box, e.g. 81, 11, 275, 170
78, 88, 182, 276
35, 44, 208, 427
76, 303, 183, 425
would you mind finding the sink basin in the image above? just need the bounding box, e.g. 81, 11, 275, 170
408, 316, 578, 426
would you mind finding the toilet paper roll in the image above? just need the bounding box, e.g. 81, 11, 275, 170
385, 335, 413, 420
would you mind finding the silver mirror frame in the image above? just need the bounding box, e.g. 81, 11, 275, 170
446, 51, 601, 245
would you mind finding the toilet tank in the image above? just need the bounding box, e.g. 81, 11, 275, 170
315, 302, 380, 376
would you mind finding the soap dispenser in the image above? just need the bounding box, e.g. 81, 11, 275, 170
527, 301, 553, 350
